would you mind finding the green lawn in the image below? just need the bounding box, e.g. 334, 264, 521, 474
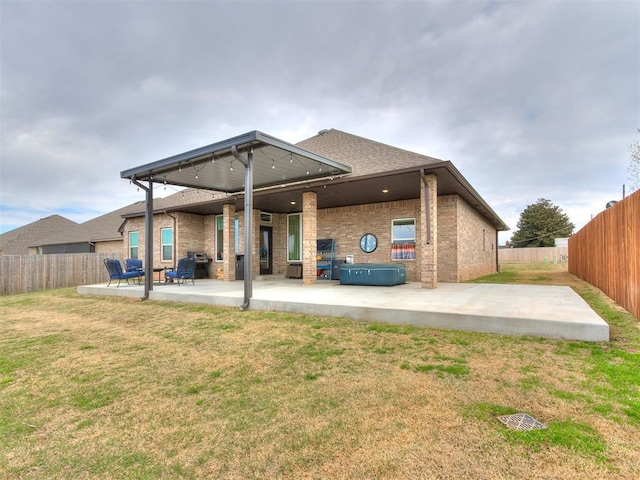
1, 264, 639, 479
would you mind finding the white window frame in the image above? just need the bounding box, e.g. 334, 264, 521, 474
287, 213, 302, 262
260, 211, 273, 224
392, 218, 416, 243
215, 215, 224, 262
161, 227, 173, 262
129, 231, 139, 259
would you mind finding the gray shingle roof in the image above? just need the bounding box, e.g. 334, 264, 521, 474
295, 129, 443, 176
0, 215, 79, 255
35, 203, 146, 246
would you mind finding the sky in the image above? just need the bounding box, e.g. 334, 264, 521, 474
1, 0, 638, 245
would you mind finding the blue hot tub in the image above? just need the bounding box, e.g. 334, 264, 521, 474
339, 263, 406, 286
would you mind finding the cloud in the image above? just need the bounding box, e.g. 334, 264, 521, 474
1, 0, 638, 241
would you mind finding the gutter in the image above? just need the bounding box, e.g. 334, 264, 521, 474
163, 211, 178, 271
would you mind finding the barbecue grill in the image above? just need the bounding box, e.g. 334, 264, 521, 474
187, 251, 211, 279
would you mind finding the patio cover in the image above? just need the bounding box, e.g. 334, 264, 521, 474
120, 131, 352, 306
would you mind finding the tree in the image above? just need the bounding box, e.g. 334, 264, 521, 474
629, 137, 640, 193
510, 198, 574, 248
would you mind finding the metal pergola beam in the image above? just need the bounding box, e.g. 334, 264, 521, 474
121, 131, 351, 306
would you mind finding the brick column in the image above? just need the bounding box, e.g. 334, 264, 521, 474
222, 203, 235, 281
302, 191, 317, 285
420, 174, 438, 288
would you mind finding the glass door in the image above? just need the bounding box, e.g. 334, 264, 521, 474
259, 226, 272, 275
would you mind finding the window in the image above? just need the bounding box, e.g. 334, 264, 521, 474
287, 213, 302, 262
260, 212, 273, 224
129, 231, 139, 259
161, 228, 173, 262
234, 215, 239, 255
391, 218, 416, 260
215, 215, 224, 261
215, 214, 240, 260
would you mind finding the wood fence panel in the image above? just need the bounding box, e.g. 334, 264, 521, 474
0, 253, 124, 295
498, 247, 568, 264
569, 190, 640, 320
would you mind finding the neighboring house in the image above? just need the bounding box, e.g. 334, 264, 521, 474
31, 203, 148, 254
0, 215, 78, 255
120, 129, 509, 284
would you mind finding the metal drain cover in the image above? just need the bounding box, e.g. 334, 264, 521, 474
496, 413, 547, 431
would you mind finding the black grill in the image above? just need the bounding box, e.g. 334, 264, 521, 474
187, 252, 210, 278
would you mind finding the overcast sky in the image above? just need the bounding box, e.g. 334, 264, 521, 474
1, 0, 638, 244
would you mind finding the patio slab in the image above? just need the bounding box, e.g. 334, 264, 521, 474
77, 278, 609, 342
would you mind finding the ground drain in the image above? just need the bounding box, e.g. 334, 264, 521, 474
496, 413, 547, 431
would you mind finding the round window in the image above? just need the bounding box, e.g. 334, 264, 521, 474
359, 233, 378, 253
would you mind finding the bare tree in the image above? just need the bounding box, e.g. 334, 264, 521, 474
629, 129, 640, 193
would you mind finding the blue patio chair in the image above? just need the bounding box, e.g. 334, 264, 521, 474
165, 258, 196, 285
125, 258, 143, 272
104, 258, 144, 287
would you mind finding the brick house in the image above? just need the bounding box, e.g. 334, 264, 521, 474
121, 129, 508, 293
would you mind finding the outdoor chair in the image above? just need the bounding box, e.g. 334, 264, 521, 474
125, 258, 143, 272
165, 257, 196, 285
104, 258, 144, 287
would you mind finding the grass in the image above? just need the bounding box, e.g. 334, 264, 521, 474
0, 263, 639, 479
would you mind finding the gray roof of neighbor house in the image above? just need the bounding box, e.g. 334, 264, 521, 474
0, 215, 79, 255
32, 203, 147, 247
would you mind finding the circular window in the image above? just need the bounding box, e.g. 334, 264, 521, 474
360, 233, 378, 253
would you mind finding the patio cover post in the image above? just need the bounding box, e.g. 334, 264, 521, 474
145, 178, 153, 295
131, 177, 153, 299
232, 146, 253, 309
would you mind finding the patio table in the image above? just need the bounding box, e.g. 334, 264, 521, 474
153, 267, 167, 284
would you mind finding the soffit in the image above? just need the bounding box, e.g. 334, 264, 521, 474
120, 131, 352, 193
162, 162, 509, 231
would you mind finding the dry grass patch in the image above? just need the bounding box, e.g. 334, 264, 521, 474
1, 267, 639, 479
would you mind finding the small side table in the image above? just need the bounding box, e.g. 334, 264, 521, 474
152, 267, 166, 284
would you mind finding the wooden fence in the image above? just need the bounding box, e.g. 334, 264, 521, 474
498, 247, 569, 264
0, 253, 124, 296
569, 189, 640, 320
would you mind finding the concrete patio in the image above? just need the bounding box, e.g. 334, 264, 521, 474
77, 278, 609, 342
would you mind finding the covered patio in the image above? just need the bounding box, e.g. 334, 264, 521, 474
120, 130, 353, 308
78, 278, 609, 342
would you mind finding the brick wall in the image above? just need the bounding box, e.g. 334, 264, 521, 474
456, 196, 497, 281
437, 195, 458, 282
123, 193, 497, 283
94, 240, 122, 254
318, 199, 421, 280
176, 213, 205, 259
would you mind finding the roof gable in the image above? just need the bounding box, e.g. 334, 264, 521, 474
295, 129, 443, 176
0, 215, 79, 255
36, 203, 146, 246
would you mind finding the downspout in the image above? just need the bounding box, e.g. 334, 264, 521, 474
421, 171, 431, 244
164, 211, 177, 270
231, 145, 253, 310
131, 177, 153, 300
495, 230, 500, 273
